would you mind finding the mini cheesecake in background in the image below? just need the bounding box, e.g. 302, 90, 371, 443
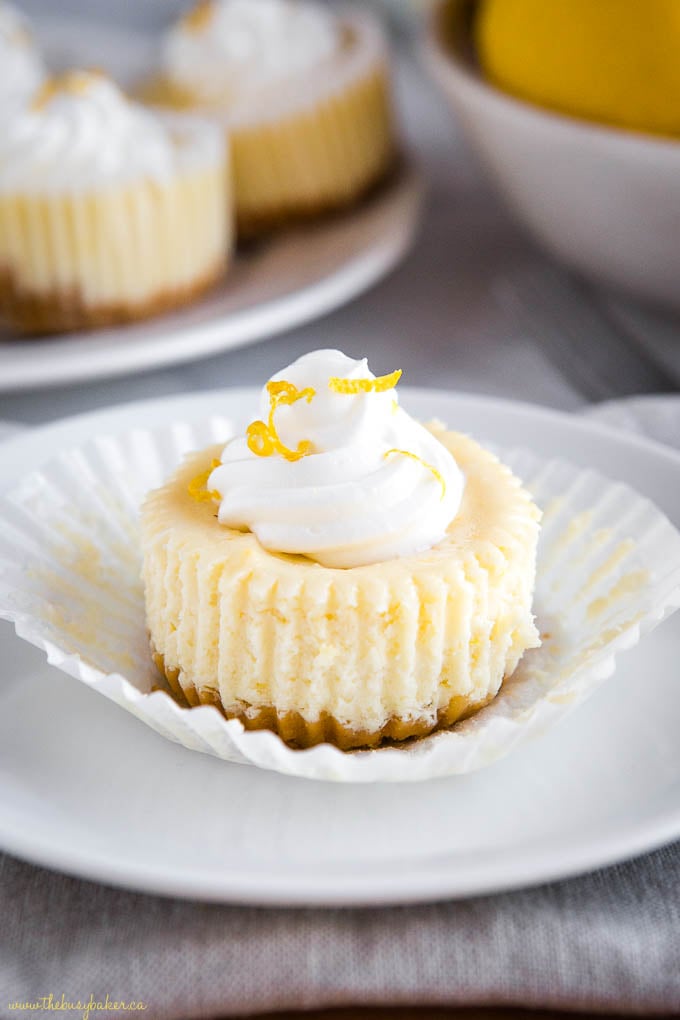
139, 0, 396, 238
0, 69, 233, 336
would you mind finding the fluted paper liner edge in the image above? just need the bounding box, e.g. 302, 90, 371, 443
1, 417, 679, 782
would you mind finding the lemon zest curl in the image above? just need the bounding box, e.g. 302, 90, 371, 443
183, 0, 215, 32
246, 380, 316, 463
384, 448, 446, 500
187, 458, 221, 504
31, 69, 105, 111
328, 369, 402, 394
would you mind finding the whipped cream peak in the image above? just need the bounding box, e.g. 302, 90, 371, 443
0, 1, 29, 42
207, 350, 465, 568
0, 70, 221, 194
0, 2, 45, 111
162, 0, 340, 105
29, 67, 109, 111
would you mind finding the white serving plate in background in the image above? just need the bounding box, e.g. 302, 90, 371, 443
0, 17, 422, 391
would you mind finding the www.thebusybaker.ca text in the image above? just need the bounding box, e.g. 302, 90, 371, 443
8, 992, 147, 1019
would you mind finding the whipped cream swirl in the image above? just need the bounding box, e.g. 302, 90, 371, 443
162, 0, 339, 106
0, 3, 45, 111
0, 71, 217, 194
209, 350, 465, 568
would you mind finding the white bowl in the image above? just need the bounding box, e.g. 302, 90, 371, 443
423, 0, 680, 309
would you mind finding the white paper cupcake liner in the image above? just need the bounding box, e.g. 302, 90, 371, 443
1, 417, 680, 783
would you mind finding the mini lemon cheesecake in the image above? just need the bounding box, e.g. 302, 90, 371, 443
140, 0, 395, 236
0, 70, 231, 335
0, 2, 45, 113
141, 350, 541, 750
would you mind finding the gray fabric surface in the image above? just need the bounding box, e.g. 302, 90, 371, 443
2, 844, 680, 1017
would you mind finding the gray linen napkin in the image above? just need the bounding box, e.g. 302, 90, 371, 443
3, 400, 680, 1017
2, 844, 680, 1017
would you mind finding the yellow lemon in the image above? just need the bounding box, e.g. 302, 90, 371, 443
475, 0, 680, 136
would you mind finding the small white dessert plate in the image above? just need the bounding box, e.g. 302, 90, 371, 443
0, 389, 680, 905
584, 395, 680, 451
0, 17, 422, 391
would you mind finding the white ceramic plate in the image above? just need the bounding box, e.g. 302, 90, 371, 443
0, 17, 421, 391
585, 395, 680, 451
1, 388, 680, 905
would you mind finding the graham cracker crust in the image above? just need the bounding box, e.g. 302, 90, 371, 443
0, 258, 227, 337
152, 648, 496, 751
